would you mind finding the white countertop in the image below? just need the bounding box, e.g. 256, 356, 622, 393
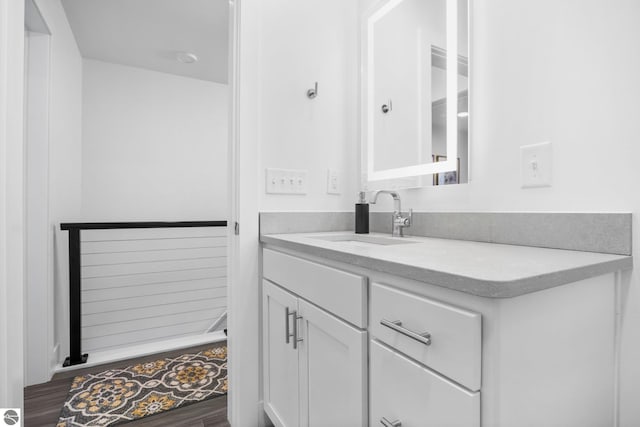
260, 232, 633, 298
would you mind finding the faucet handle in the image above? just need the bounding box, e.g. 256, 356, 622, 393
399, 209, 412, 227
394, 209, 412, 227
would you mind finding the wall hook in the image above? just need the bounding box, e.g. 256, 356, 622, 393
381, 99, 392, 114
307, 82, 318, 99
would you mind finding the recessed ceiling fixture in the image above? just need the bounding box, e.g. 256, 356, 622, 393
176, 52, 198, 64
457, 111, 469, 118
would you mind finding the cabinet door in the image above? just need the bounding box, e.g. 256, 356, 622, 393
370, 340, 480, 427
298, 299, 367, 427
263, 280, 300, 427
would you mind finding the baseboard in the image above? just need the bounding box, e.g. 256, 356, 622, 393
52, 332, 226, 374
49, 343, 60, 378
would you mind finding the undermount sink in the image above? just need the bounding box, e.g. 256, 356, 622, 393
309, 233, 418, 246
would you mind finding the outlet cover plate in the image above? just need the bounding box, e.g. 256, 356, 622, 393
327, 169, 340, 194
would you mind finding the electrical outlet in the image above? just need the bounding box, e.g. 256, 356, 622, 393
521, 142, 552, 188
327, 169, 340, 194
265, 168, 308, 194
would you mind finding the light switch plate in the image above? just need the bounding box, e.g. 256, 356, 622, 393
265, 168, 308, 194
521, 142, 552, 188
327, 168, 340, 194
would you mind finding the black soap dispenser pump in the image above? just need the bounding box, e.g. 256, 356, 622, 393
355, 191, 369, 234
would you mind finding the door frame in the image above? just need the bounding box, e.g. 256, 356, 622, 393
24, 25, 53, 387
0, 0, 262, 418
227, 0, 263, 425
0, 0, 26, 409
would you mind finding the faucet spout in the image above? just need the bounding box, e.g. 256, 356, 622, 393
369, 190, 411, 237
370, 190, 401, 214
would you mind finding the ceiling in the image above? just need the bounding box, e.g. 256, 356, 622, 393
61, 0, 228, 83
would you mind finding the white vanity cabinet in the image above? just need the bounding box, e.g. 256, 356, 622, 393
261, 244, 620, 427
262, 249, 368, 427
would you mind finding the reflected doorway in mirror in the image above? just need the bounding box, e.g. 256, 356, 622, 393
432, 155, 460, 185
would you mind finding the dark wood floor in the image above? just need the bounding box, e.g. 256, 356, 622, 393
24, 342, 230, 427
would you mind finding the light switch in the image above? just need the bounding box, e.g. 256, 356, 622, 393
521, 142, 552, 188
327, 169, 340, 194
265, 168, 308, 194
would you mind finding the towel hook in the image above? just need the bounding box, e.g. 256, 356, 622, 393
307, 82, 318, 99
381, 99, 392, 114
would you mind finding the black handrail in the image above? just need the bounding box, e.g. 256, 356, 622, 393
61, 221, 226, 230
59, 220, 228, 367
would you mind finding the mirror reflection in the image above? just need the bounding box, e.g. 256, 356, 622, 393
365, 0, 469, 188
431, 45, 468, 185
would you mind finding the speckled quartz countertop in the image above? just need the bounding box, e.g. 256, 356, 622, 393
260, 232, 633, 298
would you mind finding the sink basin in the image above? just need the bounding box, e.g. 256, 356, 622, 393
309, 233, 418, 246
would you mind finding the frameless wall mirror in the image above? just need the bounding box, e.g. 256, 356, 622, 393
362, 0, 469, 189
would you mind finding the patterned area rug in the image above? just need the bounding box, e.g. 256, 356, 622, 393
56, 346, 227, 426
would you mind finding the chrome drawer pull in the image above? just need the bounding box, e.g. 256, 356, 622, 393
380, 319, 432, 346
285, 307, 294, 344
380, 417, 402, 427
292, 311, 303, 350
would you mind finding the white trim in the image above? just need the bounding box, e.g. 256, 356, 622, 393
24, 0, 50, 34
227, 0, 239, 423
52, 332, 226, 374
464, 0, 472, 182
0, 0, 26, 408
206, 310, 228, 333
445, 0, 458, 175
227, 0, 263, 425
613, 270, 623, 427
24, 29, 53, 387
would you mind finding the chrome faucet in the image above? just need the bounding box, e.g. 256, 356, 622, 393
369, 190, 412, 237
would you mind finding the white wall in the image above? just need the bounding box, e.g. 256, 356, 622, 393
23, 0, 83, 385
204, 0, 640, 425
81, 59, 228, 221
365, 1, 640, 425
228, 1, 360, 424
240, 0, 640, 425
259, 0, 359, 211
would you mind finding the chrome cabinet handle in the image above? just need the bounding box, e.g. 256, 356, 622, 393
380, 417, 402, 427
292, 311, 303, 349
380, 319, 432, 346
285, 307, 294, 344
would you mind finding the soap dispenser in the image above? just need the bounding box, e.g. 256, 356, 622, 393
355, 191, 369, 234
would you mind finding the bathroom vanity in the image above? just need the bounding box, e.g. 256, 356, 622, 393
260, 228, 632, 427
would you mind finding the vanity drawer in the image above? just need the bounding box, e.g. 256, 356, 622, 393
263, 249, 367, 328
370, 339, 480, 427
370, 282, 481, 390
